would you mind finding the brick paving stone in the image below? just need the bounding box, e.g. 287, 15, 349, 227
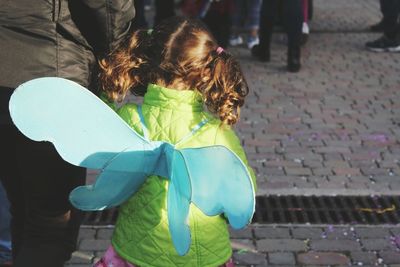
265, 181, 294, 190
312, 168, 334, 176
268, 252, 296, 265
96, 228, 114, 239
323, 153, 346, 161
328, 175, 351, 183
351, 252, 378, 265
390, 182, 400, 190
294, 181, 318, 189
333, 167, 362, 176
257, 238, 308, 253
316, 181, 347, 189
346, 181, 369, 190
355, 227, 391, 238
233, 252, 268, 266
77, 229, 96, 241
315, 147, 352, 154
323, 227, 357, 240
292, 227, 324, 239
379, 251, 400, 264
361, 238, 397, 251
254, 227, 291, 239
310, 240, 361, 251
79, 239, 110, 251
297, 252, 350, 265
284, 167, 313, 176
390, 228, 400, 235
230, 228, 254, 239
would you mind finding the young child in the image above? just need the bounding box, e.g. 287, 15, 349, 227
95, 16, 256, 267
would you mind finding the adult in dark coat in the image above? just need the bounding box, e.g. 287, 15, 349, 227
0, 1, 135, 266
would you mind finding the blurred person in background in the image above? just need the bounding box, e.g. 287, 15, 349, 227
369, 0, 387, 32
0, 1, 135, 266
154, 0, 176, 26
251, 0, 303, 72
229, 0, 262, 49
181, 0, 234, 48
133, 0, 149, 29
366, 0, 400, 52
301, 0, 310, 45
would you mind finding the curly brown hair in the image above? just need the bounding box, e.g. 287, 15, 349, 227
99, 16, 249, 125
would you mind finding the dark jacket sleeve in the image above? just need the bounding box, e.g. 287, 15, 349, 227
69, 0, 135, 57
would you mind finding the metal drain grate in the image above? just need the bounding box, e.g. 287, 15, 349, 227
81, 195, 400, 225
253, 195, 400, 224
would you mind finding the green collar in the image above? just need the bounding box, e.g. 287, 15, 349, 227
143, 84, 204, 112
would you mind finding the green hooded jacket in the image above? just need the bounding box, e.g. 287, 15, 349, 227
111, 84, 256, 267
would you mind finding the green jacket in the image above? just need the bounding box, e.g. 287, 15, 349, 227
111, 84, 256, 267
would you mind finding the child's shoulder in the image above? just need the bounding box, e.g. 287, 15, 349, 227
117, 102, 138, 113
200, 114, 241, 145
117, 103, 140, 127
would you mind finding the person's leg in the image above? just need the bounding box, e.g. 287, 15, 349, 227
202, 0, 233, 48
301, 0, 309, 45
132, 0, 148, 29
251, 0, 278, 61
0, 181, 12, 266
302, 0, 308, 24
370, 0, 385, 31
154, 0, 175, 26
365, 0, 400, 52
1, 90, 86, 267
0, 88, 24, 260
229, 0, 244, 46
381, 0, 400, 39
203, 10, 232, 48
11, 132, 86, 267
245, 0, 261, 49
283, 0, 303, 72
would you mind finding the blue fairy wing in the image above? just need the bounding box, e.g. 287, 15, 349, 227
165, 147, 192, 256
9, 77, 166, 211
164, 145, 255, 256
9, 77, 151, 169
69, 170, 148, 210
180, 146, 255, 229
70, 146, 168, 210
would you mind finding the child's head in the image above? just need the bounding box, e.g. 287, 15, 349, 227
100, 16, 249, 125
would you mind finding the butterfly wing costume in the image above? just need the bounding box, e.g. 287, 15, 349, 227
9, 77, 255, 256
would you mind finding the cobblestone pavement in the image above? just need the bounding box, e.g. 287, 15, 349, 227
66, 0, 400, 266
235, 0, 400, 196
66, 225, 400, 267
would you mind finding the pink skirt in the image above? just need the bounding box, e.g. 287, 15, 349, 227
94, 246, 235, 267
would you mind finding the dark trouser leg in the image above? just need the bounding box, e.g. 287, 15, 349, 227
258, 0, 278, 58
283, 0, 303, 51
132, 0, 148, 29
1, 123, 86, 267
0, 180, 12, 263
381, 0, 400, 39
203, 11, 231, 48
154, 0, 175, 26
283, 0, 303, 72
